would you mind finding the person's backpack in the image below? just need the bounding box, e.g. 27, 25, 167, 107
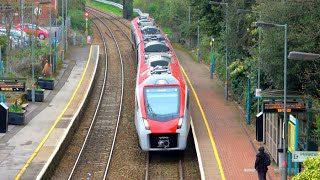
265, 154, 271, 166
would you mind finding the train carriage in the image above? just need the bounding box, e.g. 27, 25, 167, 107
131, 14, 190, 151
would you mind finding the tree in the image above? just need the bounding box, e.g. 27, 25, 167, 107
123, 0, 133, 20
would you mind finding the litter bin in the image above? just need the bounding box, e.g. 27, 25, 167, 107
0, 103, 9, 133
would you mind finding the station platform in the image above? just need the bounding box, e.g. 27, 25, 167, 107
175, 48, 283, 180
0, 45, 99, 180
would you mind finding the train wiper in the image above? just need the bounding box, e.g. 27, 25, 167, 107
146, 98, 157, 117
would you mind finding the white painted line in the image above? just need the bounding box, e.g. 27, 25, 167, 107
191, 116, 206, 180
244, 168, 256, 172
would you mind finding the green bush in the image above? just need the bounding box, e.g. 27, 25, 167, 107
0, 36, 8, 53
293, 154, 320, 180
69, 9, 89, 34
8, 101, 24, 113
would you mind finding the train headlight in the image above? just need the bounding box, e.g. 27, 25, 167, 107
177, 117, 183, 129
143, 118, 150, 130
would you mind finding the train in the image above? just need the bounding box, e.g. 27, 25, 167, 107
131, 14, 190, 151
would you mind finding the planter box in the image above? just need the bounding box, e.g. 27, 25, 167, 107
8, 111, 25, 125
37, 77, 54, 90
26, 89, 44, 102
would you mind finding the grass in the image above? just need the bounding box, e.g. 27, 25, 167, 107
39, 76, 55, 80
87, 0, 123, 16
162, 28, 172, 36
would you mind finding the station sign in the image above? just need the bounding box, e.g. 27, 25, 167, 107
34, 7, 42, 16
0, 81, 25, 92
263, 101, 305, 113
292, 151, 320, 162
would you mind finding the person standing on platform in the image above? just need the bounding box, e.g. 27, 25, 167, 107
255, 146, 270, 180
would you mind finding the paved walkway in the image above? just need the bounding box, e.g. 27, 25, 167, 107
175, 48, 283, 180
0, 45, 97, 180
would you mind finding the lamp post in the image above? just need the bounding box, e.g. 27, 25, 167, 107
20, 0, 25, 48
256, 21, 288, 180
210, 37, 215, 79
65, 0, 68, 51
237, 9, 262, 113
197, 24, 200, 62
30, 1, 51, 102
209, 1, 229, 100
61, 0, 65, 63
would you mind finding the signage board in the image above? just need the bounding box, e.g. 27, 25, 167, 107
263, 101, 305, 113
34, 7, 42, 15
0, 81, 25, 92
255, 88, 261, 98
292, 151, 320, 162
288, 115, 297, 153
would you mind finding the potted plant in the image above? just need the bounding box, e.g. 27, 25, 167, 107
37, 60, 55, 90
8, 99, 26, 125
26, 85, 45, 102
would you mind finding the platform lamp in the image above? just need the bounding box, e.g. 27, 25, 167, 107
209, 1, 229, 100
255, 21, 288, 180
288, 51, 320, 61
210, 37, 215, 79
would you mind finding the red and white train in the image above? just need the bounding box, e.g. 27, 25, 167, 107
131, 14, 190, 151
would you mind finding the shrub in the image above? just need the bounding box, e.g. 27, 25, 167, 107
293, 154, 320, 180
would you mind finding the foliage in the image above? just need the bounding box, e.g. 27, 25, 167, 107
68, 9, 88, 34
313, 114, 320, 145
293, 154, 320, 180
131, 0, 320, 121
8, 101, 24, 113
39, 76, 55, 81
0, 36, 8, 53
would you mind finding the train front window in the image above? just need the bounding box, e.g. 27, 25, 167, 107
144, 86, 180, 121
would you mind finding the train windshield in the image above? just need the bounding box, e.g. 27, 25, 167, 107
144, 86, 180, 121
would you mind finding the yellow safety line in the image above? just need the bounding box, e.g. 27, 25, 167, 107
181, 66, 226, 180
15, 46, 93, 180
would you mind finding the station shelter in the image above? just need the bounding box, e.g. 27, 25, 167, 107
255, 90, 315, 170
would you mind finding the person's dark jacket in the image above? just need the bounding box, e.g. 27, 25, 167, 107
255, 152, 268, 172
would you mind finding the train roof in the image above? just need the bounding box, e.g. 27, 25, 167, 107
143, 34, 165, 42
144, 41, 170, 53
141, 26, 160, 35
139, 13, 150, 19
132, 16, 186, 87
137, 19, 154, 27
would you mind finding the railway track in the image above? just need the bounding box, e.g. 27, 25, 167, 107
50, 6, 127, 180
86, 5, 133, 50
85, 6, 146, 180
67, 9, 125, 179
145, 151, 185, 180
